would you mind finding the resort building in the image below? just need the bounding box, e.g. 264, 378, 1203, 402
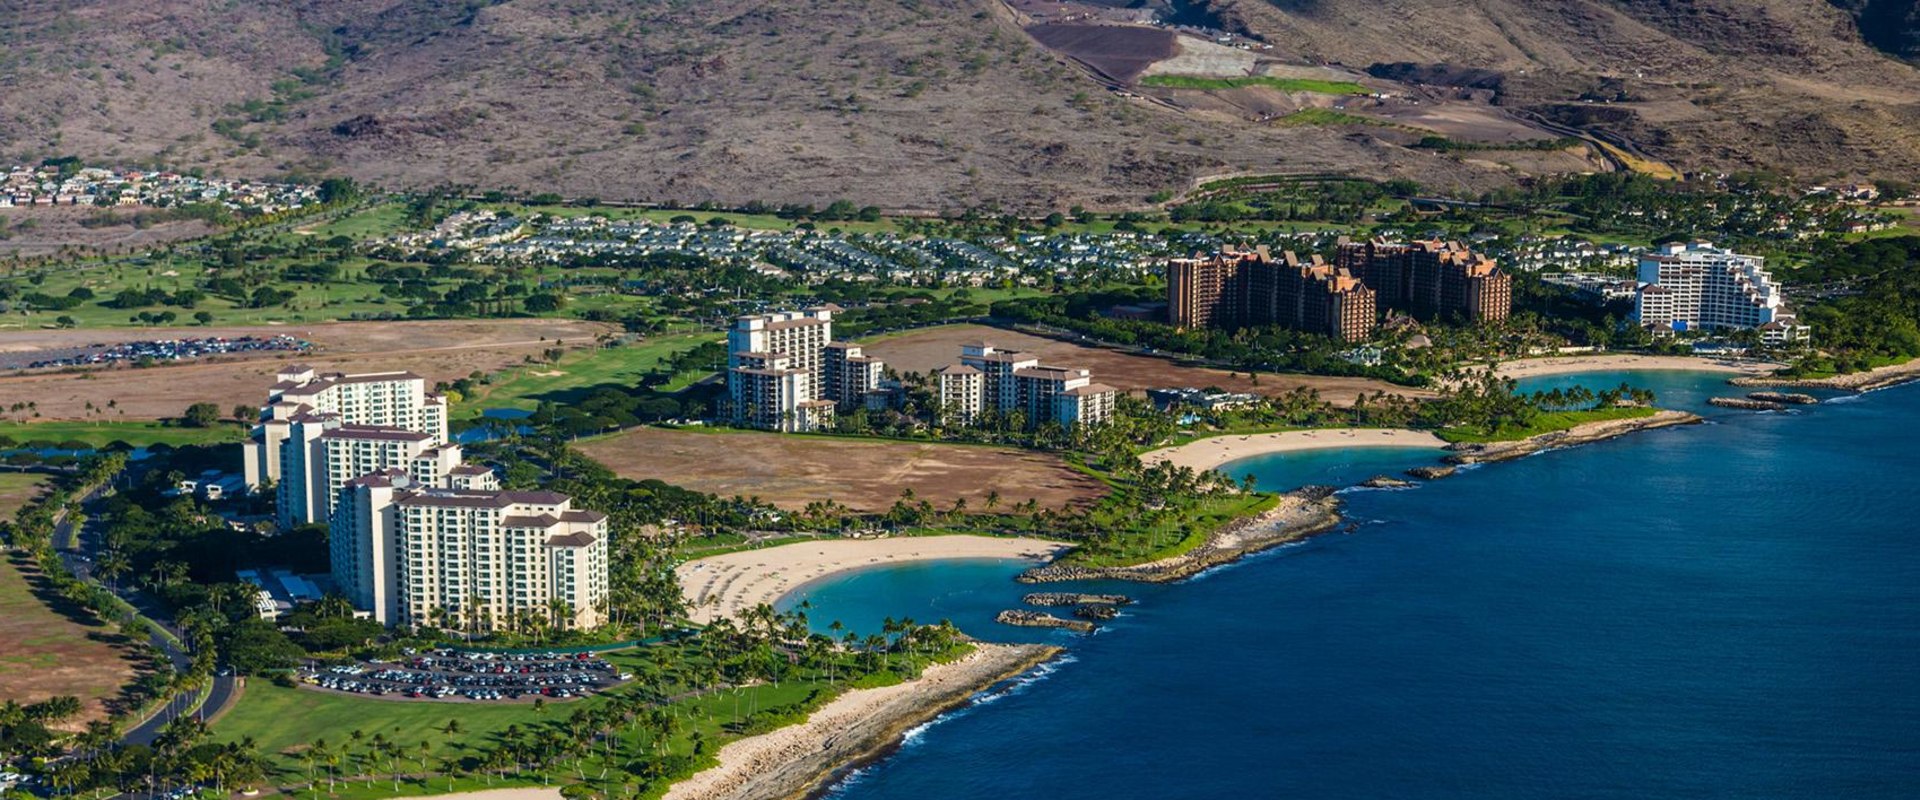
822, 342, 888, 408
332, 475, 608, 631
933, 364, 984, 424
1167, 247, 1379, 341
242, 369, 612, 631
937, 343, 1117, 428
727, 307, 887, 431
1631, 242, 1809, 343
1334, 239, 1512, 323
243, 366, 448, 493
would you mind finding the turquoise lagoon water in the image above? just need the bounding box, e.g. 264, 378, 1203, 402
782, 372, 1920, 799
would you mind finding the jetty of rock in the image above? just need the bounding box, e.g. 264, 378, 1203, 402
1747, 391, 1818, 405
1362, 474, 1417, 489
996, 609, 1095, 633
1023, 592, 1131, 607
1710, 396, 1786, 411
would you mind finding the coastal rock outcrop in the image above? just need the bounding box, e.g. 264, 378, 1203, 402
1747, 391, 1818, 405
1362, 474, 1417, 489
1073, 604, 1121, 621
1443, 410, 1702, 465
1710, 397, 1786, 411
996, 609, 1096, 632
1406, 465, 1458, 480
1023, 592, 1132, 607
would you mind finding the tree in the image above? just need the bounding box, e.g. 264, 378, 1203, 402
181, 402, 223, 428
194, 311, 215, 325
231, 404, 258, 423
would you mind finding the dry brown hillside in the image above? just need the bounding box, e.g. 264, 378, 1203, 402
0, 0, 1914, 208
1192, 0, 1920, 179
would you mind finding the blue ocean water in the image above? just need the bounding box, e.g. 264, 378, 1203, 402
784, 375, 1920, 799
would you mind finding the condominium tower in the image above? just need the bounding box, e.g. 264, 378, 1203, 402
243, 367, 611, 630
1631, 241, 1807, 343
1333, 239, 1513, 323
244, 367, 451, 527
333, 476, 609, 630
935, 343, 1116, 428
727, 307, 889, 431
1167, 247, 1379, 342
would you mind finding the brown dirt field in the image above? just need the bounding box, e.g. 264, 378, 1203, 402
575, 427, 1107, 514
0, 318, 617, 421
1026, 23, 1176, 84
0, 206, 218, 258
0, 473, 52, 518
0, 555, 146, 729
862, 324, 1427, 406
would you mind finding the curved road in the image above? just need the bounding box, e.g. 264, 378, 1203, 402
53, 479, 242, 747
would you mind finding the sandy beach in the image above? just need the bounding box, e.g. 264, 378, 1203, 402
1494, 354, 1781, 379
663, 642, 1060, 800
1142, 428, 1448, 473
678, 535, 1068, 624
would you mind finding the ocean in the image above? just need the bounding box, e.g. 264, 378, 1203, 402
780, 373, 1920, 799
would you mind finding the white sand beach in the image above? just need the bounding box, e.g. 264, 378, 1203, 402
1494, 354, 1781, 379
1142, 428, 1448, 473
677, 535, 1068, 624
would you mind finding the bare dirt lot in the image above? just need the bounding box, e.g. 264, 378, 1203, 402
863, 324, 1424, 406
575, 427, 1107, 514
0, 318, 616, 421
0, 206, 218, 258
1025, 23, 1176, 84
0, 554, 145, 729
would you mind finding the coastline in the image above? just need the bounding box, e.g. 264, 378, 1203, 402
1495, 354, 1781, 380
1020, 488, 1343, 584
1729, 355, 1920, 392
1442, 409, 1703, 465
1142, 428, 1447, 472
662, 642, 1062, 800
677, 535, 1069, 624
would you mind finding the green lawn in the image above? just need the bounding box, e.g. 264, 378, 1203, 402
215, 640, 972, 799
1063, 493, 1278, 569
0, 420, 246, 448
1141, 75, 1370, 94
452, 332, 721, 418
1434, 406, 1658, 444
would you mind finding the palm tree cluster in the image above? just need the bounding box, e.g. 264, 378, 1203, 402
39, 714, 268, 798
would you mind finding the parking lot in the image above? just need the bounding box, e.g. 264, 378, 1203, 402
300, 649, 632, 702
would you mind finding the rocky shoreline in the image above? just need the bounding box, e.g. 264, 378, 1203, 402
1018, 487, 1343, 584
1442, 410, 1703, 465
996, 609, 1096, 632
1024, 592, 1131, 607
1729, 357, 1920, 392
662, 642, 1062, 800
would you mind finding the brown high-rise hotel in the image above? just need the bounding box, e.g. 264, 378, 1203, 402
1169, 240, 1512, 341
1167, 246, 1378, 342
1334, 238, 1512, 323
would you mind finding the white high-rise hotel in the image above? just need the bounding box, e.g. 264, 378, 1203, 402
244, 366, 609, 630
1632, 242, 1808, 344
727, 307, 888, 432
